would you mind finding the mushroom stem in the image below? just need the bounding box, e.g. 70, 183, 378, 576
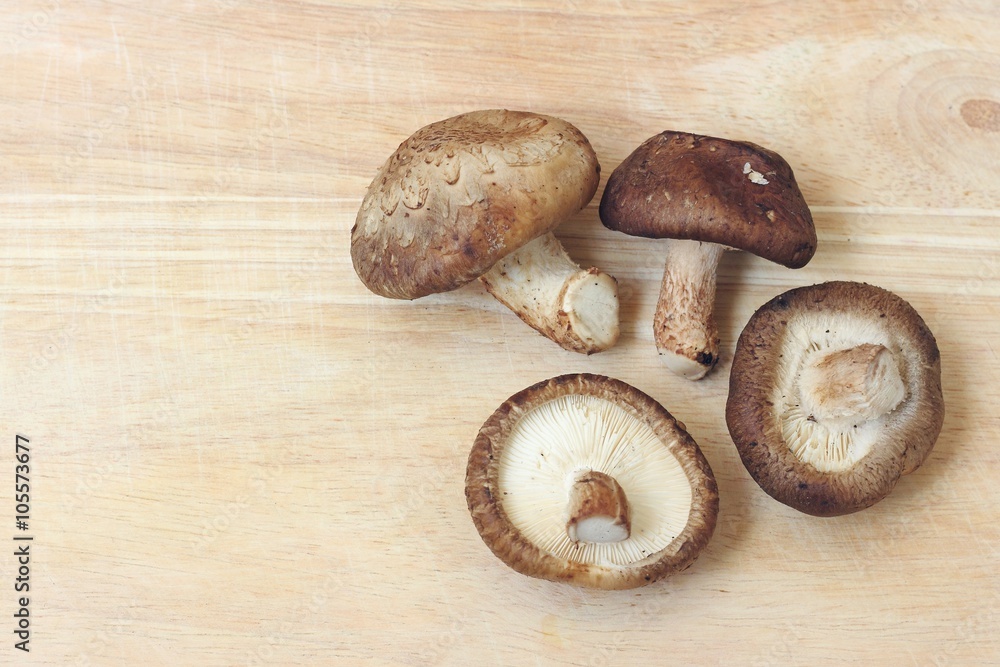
654, 239, 724, 380
799, 343, 906, 424
480, 232, 620, 354
566, 471, 630, 544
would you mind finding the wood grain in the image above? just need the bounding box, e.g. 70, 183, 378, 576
1, 1, 998, 665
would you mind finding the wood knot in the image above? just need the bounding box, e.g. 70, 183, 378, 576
960, 99, 1000, 132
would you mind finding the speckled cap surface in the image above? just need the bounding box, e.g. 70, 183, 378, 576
600, 131, 816, 268
351, 109, 601, 299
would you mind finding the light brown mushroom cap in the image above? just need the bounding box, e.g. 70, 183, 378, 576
352, 109, 601, 299
599, 131, 816, 268
726, 282, 944, 517
466, 374, 718, 589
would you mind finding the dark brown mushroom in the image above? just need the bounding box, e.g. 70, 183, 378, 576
351, 109, 619, 354
600, 131, 816, 378
466, 374, 718, 589
726, 281, 945, 516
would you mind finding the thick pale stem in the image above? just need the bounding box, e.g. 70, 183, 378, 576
654, 239, 724, 380
566, 471, 630, 544
480, 232, 620, 354
799, 343, 906, 424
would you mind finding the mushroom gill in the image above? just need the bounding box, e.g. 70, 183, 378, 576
773, 313, 909, 474
497, 394, 692, 567
727, 281, 944, 516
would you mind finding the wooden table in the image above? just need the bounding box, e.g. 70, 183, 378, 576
3, 1, 998, 664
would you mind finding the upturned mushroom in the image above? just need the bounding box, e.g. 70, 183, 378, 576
466, 374, 718, 589
599, 131, 816, 378
726, 282, 944, 516
352, 109, 619, 354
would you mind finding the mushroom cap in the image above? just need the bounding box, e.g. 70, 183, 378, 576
599, 131, 816, 268
351, 109, 601, 299
726, 281, 944, 517
466, 373, 718, 589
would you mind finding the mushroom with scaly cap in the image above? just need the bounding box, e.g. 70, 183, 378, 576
466, 374, 719, 589
726, 282, 945, 516
600, 131, 817, 378
352, 109, 620, 354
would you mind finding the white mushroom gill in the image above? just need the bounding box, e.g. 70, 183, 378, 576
772, 313, 912, 474
497, 395, 692, 567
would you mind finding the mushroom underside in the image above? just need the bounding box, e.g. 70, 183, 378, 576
467, 374, 719, 588
771, 312, 912, 474
498, 393, 693, 567
727, 282, 944, 516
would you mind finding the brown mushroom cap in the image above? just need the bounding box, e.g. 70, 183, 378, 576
466, 374, 718, 589
352, 109, 601, 299
599, 131, 816, 268
726, 282, 944, 517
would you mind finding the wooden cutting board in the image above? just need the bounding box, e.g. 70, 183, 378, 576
2, 1, 998, 664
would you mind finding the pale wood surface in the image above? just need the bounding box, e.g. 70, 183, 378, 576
2, 1, 999, 665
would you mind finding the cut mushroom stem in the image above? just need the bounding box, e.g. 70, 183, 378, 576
800, 343, 906, 424
480, 232, 620, 354
565, 470, 631, 543
653, 239, 724, 380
